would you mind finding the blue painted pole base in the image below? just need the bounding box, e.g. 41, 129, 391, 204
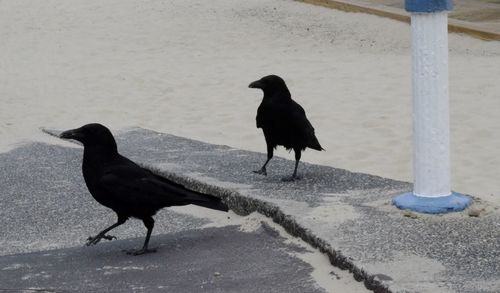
392, 192, 472, 214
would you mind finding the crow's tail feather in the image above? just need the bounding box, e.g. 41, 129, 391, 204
189, 193, 229, 212
193, 197, 229, 212
193, 199, 229, 212
308, 135, 324, 151
150, 172, 229, 212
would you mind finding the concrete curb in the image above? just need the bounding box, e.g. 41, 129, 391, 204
296, 0, 500, 41
146, 166, 391, 293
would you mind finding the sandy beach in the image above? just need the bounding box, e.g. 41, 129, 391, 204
1, 0, 499, 206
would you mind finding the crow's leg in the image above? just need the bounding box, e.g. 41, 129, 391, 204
86, 215, 127, 246
253, 144, 273, 176
282, 149, 301, 182
125, 217, 157, 255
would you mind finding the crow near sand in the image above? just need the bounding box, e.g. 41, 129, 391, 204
249, 75, 323, 181
60, 123, 229, 255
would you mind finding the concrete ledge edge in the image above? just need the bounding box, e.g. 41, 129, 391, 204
145, 164, 393, 293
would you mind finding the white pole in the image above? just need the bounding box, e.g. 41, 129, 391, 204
393, 0, 471, 213
411, 12, 451, 197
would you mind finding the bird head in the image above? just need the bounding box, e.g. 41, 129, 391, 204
60, 123, 117, 152
248, 75, 291, 98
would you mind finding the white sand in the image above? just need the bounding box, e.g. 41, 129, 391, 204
1, 0, 499, 206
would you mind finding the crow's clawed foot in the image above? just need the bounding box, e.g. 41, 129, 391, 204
86, 234, 117, 246
123, 247, 157, 256
281, 175, 300, 182
253, 168, 267, 176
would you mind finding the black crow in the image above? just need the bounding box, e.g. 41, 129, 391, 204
60, 123, 229, 255
249, 75, 323, 181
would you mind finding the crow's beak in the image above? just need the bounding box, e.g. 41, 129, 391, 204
248, 80, 263, 89
60, 128, 83, 141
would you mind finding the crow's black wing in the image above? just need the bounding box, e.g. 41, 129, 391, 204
98, 165, 186, 208
287, 101, 314, 135
98, 157, 227, 211
289, 100, 323, 150
256, 102, 268, 129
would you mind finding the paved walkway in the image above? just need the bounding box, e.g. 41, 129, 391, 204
301, 0, 500, 40
366, 0, 500, 30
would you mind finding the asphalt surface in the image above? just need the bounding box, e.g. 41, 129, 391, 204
0, 225, 323, 293
2, 128, 500, 292
0, 142, 207, 256
0, 140, 338, 293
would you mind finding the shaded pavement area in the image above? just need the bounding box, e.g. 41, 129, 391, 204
0, 226, 322, 293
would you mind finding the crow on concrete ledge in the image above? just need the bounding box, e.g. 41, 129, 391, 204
60, 123, 228, 255
249, 75, 324, 181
